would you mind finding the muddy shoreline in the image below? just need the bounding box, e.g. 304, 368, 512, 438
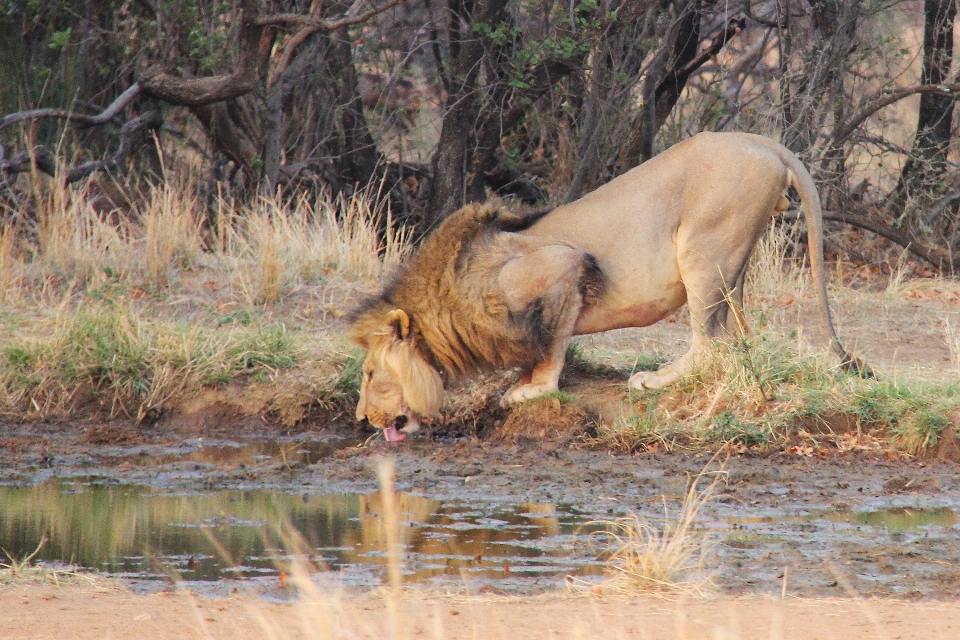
2, 418, 959, 600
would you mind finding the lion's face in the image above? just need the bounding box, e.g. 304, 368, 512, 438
351, 308, 444, 442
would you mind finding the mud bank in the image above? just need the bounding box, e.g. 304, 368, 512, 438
1, 418, 959, 600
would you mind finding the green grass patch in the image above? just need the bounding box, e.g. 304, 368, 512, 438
595, 334, 960, 455
0, 304, 299, 420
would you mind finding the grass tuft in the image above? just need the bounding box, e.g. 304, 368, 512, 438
590, 463, 722, 596
0, 304, 299, 420
0, 538, 97, 586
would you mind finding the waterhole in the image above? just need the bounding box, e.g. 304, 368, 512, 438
0, 479, 605, 593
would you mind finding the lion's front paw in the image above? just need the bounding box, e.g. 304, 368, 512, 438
500, 383, 556, 408
628, 368, 681, 390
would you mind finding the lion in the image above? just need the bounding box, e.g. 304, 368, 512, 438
350, 132, 860, 442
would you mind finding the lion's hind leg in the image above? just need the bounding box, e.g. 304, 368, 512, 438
630, 237, 756, 391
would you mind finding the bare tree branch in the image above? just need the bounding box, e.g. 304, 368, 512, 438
256, 0, 404, 29
269, 0, 405, 81
838, 83, 960, 141
781, 208, 959, 270
675, 15, 747, 79
0, 84, 143, 131
138, 0, 265, 107
1, 111, 163, 185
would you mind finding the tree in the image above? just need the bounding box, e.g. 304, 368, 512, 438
888, 0, 957, 235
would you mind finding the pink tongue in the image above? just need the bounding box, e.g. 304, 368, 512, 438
384, 425, 407, 442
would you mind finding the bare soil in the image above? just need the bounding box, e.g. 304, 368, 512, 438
3, 582, 960, 639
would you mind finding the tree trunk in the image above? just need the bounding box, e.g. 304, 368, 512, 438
424, 0, 509, 227
262, 33, 323, 195
330, 24, 381, 189
620, 2, 743, 171
889, 0, 956, 230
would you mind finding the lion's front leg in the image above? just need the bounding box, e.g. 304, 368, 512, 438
500, 343, 571, 406
496, 244, 588, 407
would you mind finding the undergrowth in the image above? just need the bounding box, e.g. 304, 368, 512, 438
0, 176, 401, 424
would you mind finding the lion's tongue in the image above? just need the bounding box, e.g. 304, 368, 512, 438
383, 425, 407, 442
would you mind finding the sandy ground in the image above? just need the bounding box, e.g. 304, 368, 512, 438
3, 582, 960, 640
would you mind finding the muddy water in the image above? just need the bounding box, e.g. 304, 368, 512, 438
2, 433, 960, 598
0, 479, 604, 594
3, 477, 958, 598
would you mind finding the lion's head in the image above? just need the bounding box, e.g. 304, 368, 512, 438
350, 306, 444, 442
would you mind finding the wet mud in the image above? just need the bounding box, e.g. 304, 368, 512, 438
1, 423, 959, 600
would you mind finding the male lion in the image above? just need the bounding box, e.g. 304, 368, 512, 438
350, 132, 858, 442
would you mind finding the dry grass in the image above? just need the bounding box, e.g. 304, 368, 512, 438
0, 227, 18, 302
746, 220, 809, 301
944, 317, 960, 371
141, 183, 204, 286
210, 191, 408, 305
596, 332, 960, 456
0, 177, 405, 421
7, 176, 406, 302
0, 538, 99, 587
587, 463, 722, 597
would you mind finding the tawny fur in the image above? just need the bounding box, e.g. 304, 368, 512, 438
350, 132, 863, 433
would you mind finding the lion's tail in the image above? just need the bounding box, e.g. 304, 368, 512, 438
769, 143, 869, 376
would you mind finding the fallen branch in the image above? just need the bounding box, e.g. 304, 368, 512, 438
780, 208, 959, 271
1, 110, 162, 185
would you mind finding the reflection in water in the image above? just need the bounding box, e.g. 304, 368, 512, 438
111, 439, 360, 467
0, 481, 602, 586
826, 506, 959, 532
725, 507, 958, 533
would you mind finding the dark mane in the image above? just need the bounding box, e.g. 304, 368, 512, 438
351, 202, 604, 378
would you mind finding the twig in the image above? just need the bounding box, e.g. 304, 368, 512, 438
256, 0, 404, 29
838, 83, 960, 141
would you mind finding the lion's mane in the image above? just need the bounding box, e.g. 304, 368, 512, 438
350, 203, 604, 380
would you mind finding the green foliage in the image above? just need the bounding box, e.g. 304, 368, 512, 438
319, 348, 365, 408
632, 354, 666, 373
705, 410, 771, 447
47, 27, 71, 50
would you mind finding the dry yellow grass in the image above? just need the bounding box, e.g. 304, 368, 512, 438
746, 220, 809, 301
0, 177, 405, 421
587, 462, 722, 597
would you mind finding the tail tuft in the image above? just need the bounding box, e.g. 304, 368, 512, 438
838, 351, 875, 379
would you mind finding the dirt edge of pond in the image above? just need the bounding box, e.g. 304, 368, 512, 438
4, 366, 959, 463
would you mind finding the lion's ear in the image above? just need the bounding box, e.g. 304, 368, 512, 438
385, 309, 411, 341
